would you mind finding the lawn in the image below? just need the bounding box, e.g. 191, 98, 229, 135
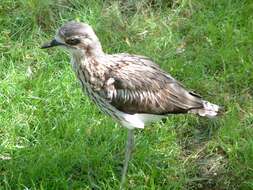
0, 0, 253, 189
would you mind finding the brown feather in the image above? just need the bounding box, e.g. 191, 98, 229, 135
98, 54, 204, 115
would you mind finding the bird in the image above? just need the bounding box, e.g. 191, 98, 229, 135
41, 21, 221, 187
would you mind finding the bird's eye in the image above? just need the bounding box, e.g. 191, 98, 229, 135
66, 38, 80, 45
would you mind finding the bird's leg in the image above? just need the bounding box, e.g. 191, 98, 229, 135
120, 129, 135, 188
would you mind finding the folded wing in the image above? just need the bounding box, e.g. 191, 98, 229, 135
99, 54, 204, 115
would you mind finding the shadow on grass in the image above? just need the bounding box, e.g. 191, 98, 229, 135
175, 118, 228, 190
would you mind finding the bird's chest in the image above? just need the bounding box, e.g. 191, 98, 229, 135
71, 56, 123, 119
71, 56, 104, 91
71, 56, 110, 108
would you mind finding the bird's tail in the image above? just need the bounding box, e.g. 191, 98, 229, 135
189, 100, 222, 118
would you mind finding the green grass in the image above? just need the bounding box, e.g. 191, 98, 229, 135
1, 0, 253, 189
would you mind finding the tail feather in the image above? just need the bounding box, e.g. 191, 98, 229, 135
189, 100, 222, 118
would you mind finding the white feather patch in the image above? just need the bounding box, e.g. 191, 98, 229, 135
120, 113, 166, 129
121, 114, 144, 129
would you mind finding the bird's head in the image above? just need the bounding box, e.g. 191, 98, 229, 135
41, 21, 103, 56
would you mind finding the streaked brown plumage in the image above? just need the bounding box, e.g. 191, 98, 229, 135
41, 21, 221, 187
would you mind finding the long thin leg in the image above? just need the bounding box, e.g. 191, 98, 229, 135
120, 129, 134, 188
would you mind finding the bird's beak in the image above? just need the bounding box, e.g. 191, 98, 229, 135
41, 39, 64, 49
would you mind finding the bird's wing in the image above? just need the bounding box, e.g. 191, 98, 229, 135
99, 54, 204, 115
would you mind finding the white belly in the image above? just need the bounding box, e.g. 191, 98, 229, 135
120, 113, 166, 129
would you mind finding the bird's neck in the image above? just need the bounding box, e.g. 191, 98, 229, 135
71, 51, 108, 89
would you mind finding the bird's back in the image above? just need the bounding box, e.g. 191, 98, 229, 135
103, 53, 205, 115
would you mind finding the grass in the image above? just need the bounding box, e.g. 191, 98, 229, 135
0, 0, 253, 189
